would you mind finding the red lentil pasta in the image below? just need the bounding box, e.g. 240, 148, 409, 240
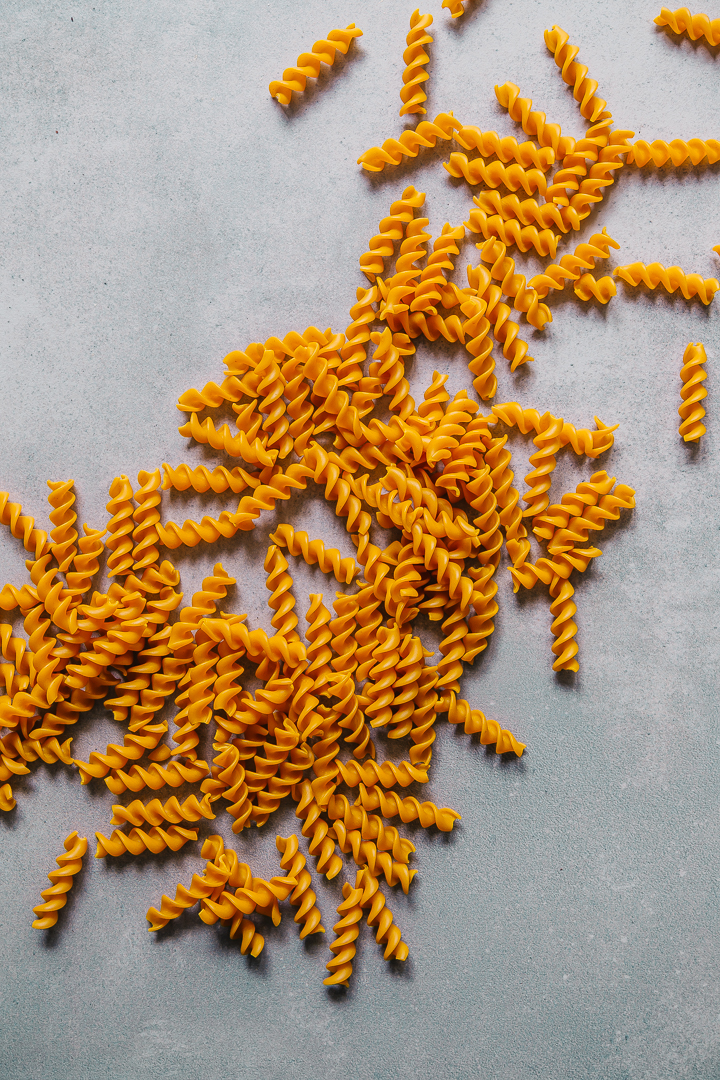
7, 10, 717, 987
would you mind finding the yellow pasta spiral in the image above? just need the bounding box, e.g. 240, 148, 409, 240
146, 853, 232, 931
359, 186, 426, 281
264, 544, 299, 640
522, 412, 566, 517
441, 0, 466, 17
276, 833, 325, 938
268, 24, 363, 105
110, 793, 216, 827
494, 82, 576, 157
548, 578, 579, 672
65, 525, 106, 597
104, 757, 209, 796
454, 127, 557, 169
357, 868, 409, 960
31, 831, 87, 929
94, 823, 197, 857
465, 206, 560, 256
628, 137, 720, 168
544, 26, 611, 124
357, 112, 462, 172
294, 779, 343, 878
131, 469, 161, 570
201, 742, 252, 832
0, 782, 15, 811
156, 508, 240, 550
400, 10, 434, 116
574, 274, 616, 304
0, 492, 49, 560
678, 342, 708, 442
478, 238, 552, 330
74, 721, 168, 784
270, 524, 359, 585
445, 153, 550, 197
529, 229, 620, 298
105, 475, 135, 577
336, 755, 429, 789
46, 480, 78, 573
446, 693, 525, 754
161, 462, 259, 495
654, 6, 720, 45
323, 879, 365, 986
614, 262, 719, 305
177, 411, 277, 466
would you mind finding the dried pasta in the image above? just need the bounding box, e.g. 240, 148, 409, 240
32, 832, 87, 929
614, 263, 719, 305
268, 24, 362, 105
400, 11, 433, 117
654, 7, 720, 45
678, 342, 708, 442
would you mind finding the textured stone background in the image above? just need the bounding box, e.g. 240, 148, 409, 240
1, 1, 719, 1077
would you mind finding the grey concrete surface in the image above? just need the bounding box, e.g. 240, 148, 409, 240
1, 0, 719, 1077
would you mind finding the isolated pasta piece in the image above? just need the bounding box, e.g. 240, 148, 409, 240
654, 7, 720, 45
269, 25, 362, 105
400, 11, 433, 117
614, 262, 719, 304
32, 832, 87, 929
678, 342, 708, 442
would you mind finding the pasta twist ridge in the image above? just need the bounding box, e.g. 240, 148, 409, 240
357, 868, 409, 961
276, 833, 325, 938
544, 26, 612, 123
32, 831, 87, 928
453, 128, 556, 170
65, 525, 106, 597
105, 475, 135, 577
465, 207, 560, 256
400, 11, 434, 117
446, 154, 549, 198
678, 342, 708, 442
441, 0, 467, 17
110, 793, 217, 827
323, 880, 364, 986
132, 469, 162, 570
336, 755, 429, 789
479, 238, 552, 329
494, 82, 576, 157
268, 24, 363, 105
357, 112, 462, 172
359, 187, 426, 281
0, 492, 49, 560
654, 7, 720, 45
627, 138, 720, 168
95, 823, 198, 857
161, 463, 259, 495
46, 480, 78, 573
270, 524, 359, 585
104, 758, 209, 796
614, 262, 719, 305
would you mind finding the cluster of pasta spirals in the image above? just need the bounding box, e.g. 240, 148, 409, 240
11, 8, 718, 989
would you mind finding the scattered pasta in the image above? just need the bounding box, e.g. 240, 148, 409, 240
654, 7, 720, 46
14, 8, 720, 993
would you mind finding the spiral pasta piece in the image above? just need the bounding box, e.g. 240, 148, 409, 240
614, 262, 719, 304
357, 868, 409, 961
104, 758, 209, 796
0, 492, 49, 560
276, 833, 325, 938
441, 0, 466, 16
268, 24, 363, 105
95, 824, 197, 857
32, 831, 87, 929
105, 475, 135, 577
446, 154, 550, 198
529, 230, 620, 299
270, 524, 359, 585
110, 793, 216, 827
336, 755, 429, 789
465, 206, 560, 256
357, 112, 462, 172
46, 480, 78, 573
548, 578, 579, 672
131, 469, 161, 570
446, 693, 525, 754
627, 138, 720, 168
323, 880, 364, 986
654, 7, 720, 44
0, 782, 15, 811
478, 238, 552, 330
544, 26, 612, 124
400, 10, 433, 117
678, 342, 708, 442
494, 82, 576, 157
161, 463, 259, 495
359, 186, 426, 282
573, 274, 617, 304
146, 849, 233, 930
65, 525, 106, 597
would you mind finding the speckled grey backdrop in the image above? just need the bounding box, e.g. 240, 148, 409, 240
0, 1, 718, 1077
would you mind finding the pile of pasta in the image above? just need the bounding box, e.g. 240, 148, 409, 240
6, 12, 717, 988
